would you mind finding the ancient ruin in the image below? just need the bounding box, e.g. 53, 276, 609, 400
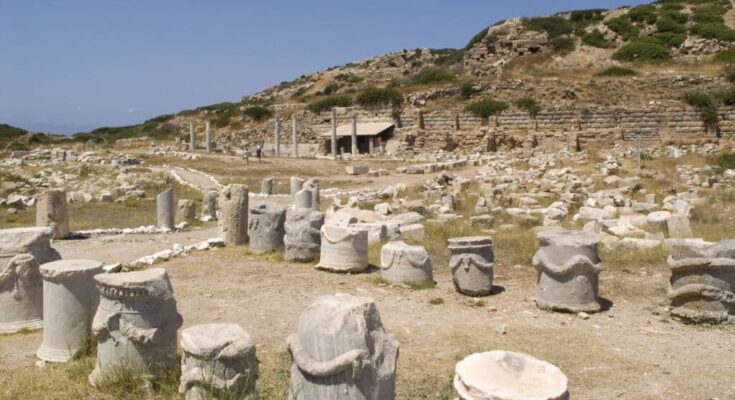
449, 236, 494, 296
201, 189, 219, 222
284, 210, 324, 262
248, 203, 286, 254
316, 225, 369, 273
157, 187, 175, 230
177, 199, 196, 222
36, 188, 69, 240
218, 184, 249, 246
380, 240, 433, 285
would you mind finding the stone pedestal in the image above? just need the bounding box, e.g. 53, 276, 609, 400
219, 185, 249, 246
303, 179, 320, 210
449, 237, 494, 296
177, 199, 196, 222
454, 351, 569, 400
316, 226, 369, 273
261, 177, 274, 195
248, 203, 286, 254
287, 293, 399, 400
284, 210, 324, 262
0, 227, 61, 333
37, 259, 103, 362
89, 268, 182, 386
668, 239, 735, 324
290, 177, 304, 198
157, 188, 175, 230
179, 324, 258, 400
532, 229, 603, 313
201, 189, 219, 222
36, 189, 69, 239
294, 189, 313, 210
380, 240, 433, 285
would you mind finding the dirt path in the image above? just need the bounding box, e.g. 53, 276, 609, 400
173, 168, 221, 192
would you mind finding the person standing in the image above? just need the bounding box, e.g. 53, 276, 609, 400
242, 146, 249, 165
255, 144, 262, 163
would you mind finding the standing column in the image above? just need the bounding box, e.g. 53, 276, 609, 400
274, 119, 281, 157
351, 114, 358, 156
368, 138, 374, 154
205, 121, 212, 153
331, 108, 338, 159
189, 122, 195, 151
292, 116, 299, 158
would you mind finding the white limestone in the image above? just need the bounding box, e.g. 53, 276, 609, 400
380, 240, 433, 285
157, 187, 175, 230
248, 203, 286, 254
449, 237, 494, 296
316, 225, 369, 273
177, 199, 196, 222
36, 188, 70, 239
201, 189, 219, 222
219, 184, 249, 246
284, 210, 324, 262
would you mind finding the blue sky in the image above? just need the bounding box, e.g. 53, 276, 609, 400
0, 0, 648, 134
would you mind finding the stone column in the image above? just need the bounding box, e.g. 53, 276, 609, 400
189, 122, 196, 151
157, 188, 175, 230
351, 114, 358, 156
303, 178, 320, 211
0, 227, 61, 334
274, 119, 281, 157
287, 293, 399, 400
292, 116, 299, 158
248, 203, 286, 254
380, 240, 433, 285
454, 351, 569, 400
218, 184, 249, 246
284, 210, 324, 262
36, 188, 70, 240
179, 324, 258, 400
89, 268, 182, 386
37, 259, 103, 363
532, 229, 603, 313
205, 121, 212, 153
290, 177, 304, 198
177, 199, 196, 223
316, 226, 369, 273
331, 108, 338, 159
261, 177, 274, 195
448, 237, 494, 296
368, 138, 374, 154
294, 189, 313, 210
200, 189, 219, 222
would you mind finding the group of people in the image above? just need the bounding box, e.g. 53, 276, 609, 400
242, 144, 262, 164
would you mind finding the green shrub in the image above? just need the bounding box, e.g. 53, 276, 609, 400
726, 68, 735, 83
323, 83, 339, 95
356, 87, 403, 109
605, 15, 640, 41
692, 3, 727, 24
652, 32, 687, 48
432, 48, 465, 66
659, 9, 689, 25
684, 92, 715, 109
242, 106, 272, 121
466, 28, 488, 49
582, 29, 611, 48
0, 124, 28, 139
460, 82, 481, 99
514, 96, 541, 118
684, 92, 719, 131
570, 9, 606, 25
411, 68, 455, 85
714, 152, 735, 170
523, 16, 573, 38
306, 95, 353, 113
714, 47, 735, 62
595, 66, 638, 77
718, 88, 735, 105
612, 38, 671, 63
551, 37, 576, 53
628, 4, 658, 24
656, 15, 687, 34
691, 22, 735, 42
466, 98, 509, 119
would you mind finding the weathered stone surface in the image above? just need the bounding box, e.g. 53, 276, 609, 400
294, 189, 313, 210
647, 211, 671, 234
346, 166, 369, 175
219, 185, 249, 246
532, 229, 603, 313
303, 179, 320, 210
248, 203, 286, 254
89, 268, 182, 385
454, 350, 569, 400
449, 237, 494, 297
36, 189, 70, 239
666, 215, 693, 239
290, 177, 304, 197
201, 189, 219, 222
37, 259, 103, 362
0, 227, 61, 334
261, 177, 274, 195
177, 199, 196, 223
284, 210, 324, 262
287, 293, 399, 400
316, 225, 369, 273
380, 240, 433, 285
668, 240, 735, 324
179, 323, 258, 400
157, 188, 175, 230
399, 223, 425, 241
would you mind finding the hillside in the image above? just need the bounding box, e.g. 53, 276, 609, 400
0, 123, 69, 151
73, 0, 735, 152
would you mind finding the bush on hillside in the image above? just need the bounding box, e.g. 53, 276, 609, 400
466, 98, 509, 119
605, 15, 640, 41
523, 16, 573, 38
714, 152, 735, 170
432, 48, 465, 66
684, 92, 719, 132
0, 124, 28, 139
595, 66, 638, 77
466, 28, 488, 49
718, 87, 735, 105
356, 87, 403, 109
684, 92, 715, 109
691, 22, 735, 42
411, 68, 455, 85
628, 4, 658, 24
725, 68, 735, 83
582, 29, 612, 48
692, 3, 728, 24
612, 38, 671, 63
514, 96, 541, 118
652, 32, 687, 48
460, 82, 481, 99
551, 37, 576, 54
242, 106, 273, 121
306, 95, 353, 113
714, 47, 735, 62
656, 15, 687, 34
323, 83, 339, 95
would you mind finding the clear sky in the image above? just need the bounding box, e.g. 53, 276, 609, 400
0, 0, 649, 135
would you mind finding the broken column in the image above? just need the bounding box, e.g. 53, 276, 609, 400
287, 293, 399, 400
292, 116, 299, 158
454, 351, 569, 400
316, 226, 369, 273
36, 188, 70, 240
290, 176, 304, 198
303, 178, 320, 210
331, 108, 338, 159
218, 184, 249, 246
351, 114, 358, 156
179, 323, 258, 400
449, 237, 494, 297
532, 229, 603, 313
189, 122, 196, 151
274, 119, 281, 157
284, 210, 324, 262
248, 203, 286, 254
36, 259, 103, 363
205, 121, 212, 153
380, 240, 433, 285
0, 227, 61, 334
261, 177, 274, 195
294, 189, 313, 210
157, 187, 175, 230
201, 189, 219, 222
177, 199, 196, 223
89, 268, 182, 385
668, 239, 735, 324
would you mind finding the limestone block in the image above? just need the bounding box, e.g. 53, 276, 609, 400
177, 199, 196, 223
157, 188, 175, 230
180, 324, 258, 400
294, 189, 313, 210
316, 225, 369, 273
287, 293, 399, 400
380, 240, 433, 285
248, 203, 286, 254
261, 177, 274, 195
37, 259, 103, 362
201, 189, 219, 222
89, 268, 182, 385
290, 177, 304, 197
345, 166, 369, 175
304, 179, 320, 210
668, 240, 735, 324
284, 210, 324, 262
218, 185, 249, 246
449, 237, 494, 297
454, 350, 569, 400
666, 215, 693, 239
532, 229, 603, 313
36, 189, 70, 239
399, 223, 425, 241
646, 211, 671, 234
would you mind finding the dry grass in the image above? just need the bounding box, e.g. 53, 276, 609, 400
421, 220, 485, 267
492, 227, 538, 267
